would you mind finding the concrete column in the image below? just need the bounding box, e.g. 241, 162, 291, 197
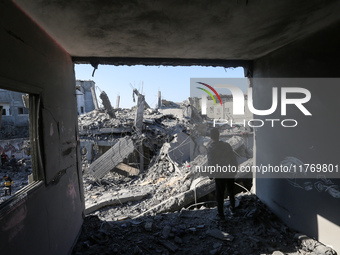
116, 95, 120, 109
99, 91, 115, 118
157, 91, 161, 108
90, 85, 99, 110
134, 94, 145, 173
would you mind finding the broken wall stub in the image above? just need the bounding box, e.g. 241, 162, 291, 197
134, 94, 145, 132
87, 137, 135, 179
99, 91, 115, 118
168, 132, 194, 165
0, 3, 84, 254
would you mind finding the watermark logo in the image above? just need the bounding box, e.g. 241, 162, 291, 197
197, 82, 311, 116
192, 79, 312, 128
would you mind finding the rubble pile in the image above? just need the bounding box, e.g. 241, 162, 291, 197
76, 98, 335, 255
0, 159, 32, 204
73, 193, 336, 255
82, 128, 250, 220
79, 98, 254, 223
0, 124, 29, 139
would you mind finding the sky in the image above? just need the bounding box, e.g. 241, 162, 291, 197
75, 64, 245, 109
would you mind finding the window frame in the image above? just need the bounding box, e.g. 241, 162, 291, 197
0, 93, 44, 211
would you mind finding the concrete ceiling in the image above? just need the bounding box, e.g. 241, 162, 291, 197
13, 0, 340, 64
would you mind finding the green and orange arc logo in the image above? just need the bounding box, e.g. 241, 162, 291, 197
196, 82, 223, 106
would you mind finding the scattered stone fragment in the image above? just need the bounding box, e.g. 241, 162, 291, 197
158, 239, 179, 252
162, 226, 171, 239
206, 229, 234, 241
272, 251, 284, 255
144, 222, 153, 232
174, 236, 182, 244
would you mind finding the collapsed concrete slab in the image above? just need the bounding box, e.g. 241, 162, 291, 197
85, 188, 151, 215
114, 163, 139, 176
136, 177, 214, 217
79, 127, 132, 136
87, 137, 135, 179
168, 132, 194, 165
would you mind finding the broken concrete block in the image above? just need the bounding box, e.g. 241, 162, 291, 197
174, 236, 182, 244
162, 226, 171, 239
137, 178, 215, 217
114, 163, 139, 176
206, 229, 234, 241
85, 189, 150, 215
99, 91, 115, 118
144, 222, 153, 232
168, 132, 194, 165
134, 94, 144, 132
158, 239, 179, 252
87, 137, 135, 179
272, 251, 284, 255
133, 89, 150, 109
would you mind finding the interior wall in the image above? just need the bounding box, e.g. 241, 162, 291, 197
253, 21, 340, 251
0, 1, 84, 254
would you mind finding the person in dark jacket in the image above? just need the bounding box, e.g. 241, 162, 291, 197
10, 155, 18, 171
1, 152, 9, 166
208, 128, 238, 221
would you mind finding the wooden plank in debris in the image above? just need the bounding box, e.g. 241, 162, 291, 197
88, 137, 135, 179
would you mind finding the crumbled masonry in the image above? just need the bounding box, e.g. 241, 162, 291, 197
0, 158, 32, 204
75, 98, 336, 255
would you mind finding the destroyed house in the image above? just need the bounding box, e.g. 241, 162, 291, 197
0, 89, 29, 129
76, 80, 99, 115
1, 0, 340, 254
203, 94, 253, 123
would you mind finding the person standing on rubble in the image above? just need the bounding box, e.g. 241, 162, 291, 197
3, 175, 13, 196
1, 152, 9, 167
10, 155, 18, 171
208, 127, 238, 221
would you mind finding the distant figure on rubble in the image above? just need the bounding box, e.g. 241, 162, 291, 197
3, 175, 13, 196
208, 128, 238, 221
10, 155, 18, 171
1, 152, 9, 166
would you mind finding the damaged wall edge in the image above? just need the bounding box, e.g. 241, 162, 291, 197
72, 57, 252, 74
0, 2, 84, 254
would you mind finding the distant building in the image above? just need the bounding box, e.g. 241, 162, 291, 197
76, 80, 99, 115
201, 94, 253, 123
0, 89, 29, 128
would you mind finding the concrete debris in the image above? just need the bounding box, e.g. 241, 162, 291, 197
87, 137, 135, 180
0, 158, 32, 204
73, 98, 301, 254
295, 234, 337, 255
114, 163, 139, 176
85, 188, 151, 215
79, 99, 253, 219
168, 132, 193, 165
206, 228, 234, 241
73, 193, 335, 255
99, 91, 115, 118
133, 89, 150, 109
